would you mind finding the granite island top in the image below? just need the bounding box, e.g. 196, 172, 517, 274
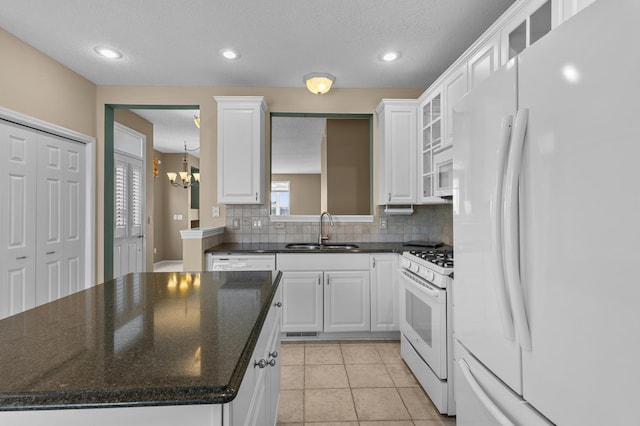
0, 271, 281, 411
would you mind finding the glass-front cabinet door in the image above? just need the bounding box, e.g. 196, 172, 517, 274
418, 87, 443, 203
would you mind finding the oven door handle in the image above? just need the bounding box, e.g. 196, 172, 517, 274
400, 270, 443, 302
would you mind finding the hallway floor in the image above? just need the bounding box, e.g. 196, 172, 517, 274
152, 260, 183, 272
277, 340, 455, 426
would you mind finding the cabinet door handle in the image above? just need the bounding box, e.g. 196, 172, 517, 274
372, 259, 376, 268
268, 359, 277, 367
269, 351, 278, 359
255, 192, 258, 201
254, 359, 267, 369
388, 192, 391, 202
46, 251, 56, 255
16, 256, 27, 260
274, 301, 282, 308
317, 277, 321, 286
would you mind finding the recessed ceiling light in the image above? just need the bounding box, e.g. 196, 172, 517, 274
220, 48, 240, 60
381, 51, 400, 62
94, 46, 123, 60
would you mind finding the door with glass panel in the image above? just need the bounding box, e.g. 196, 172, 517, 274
113, 123, 146, 278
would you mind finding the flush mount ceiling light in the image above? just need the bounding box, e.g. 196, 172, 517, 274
220, 48, 239, 60
381, 51, 400, 62
94, 46, 123, 60
304, 73, 336, 95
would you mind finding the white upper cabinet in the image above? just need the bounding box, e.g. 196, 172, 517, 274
417, 88, 445, 203
215, 96, 267, 204
553, 0, 597, 27
467, 34, 500, 91
500, 0, 552, 66
376, 99, 417, 205
442, 64, 468, 149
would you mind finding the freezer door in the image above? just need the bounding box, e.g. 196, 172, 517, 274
452, 60, 522, 393
454, 341, 552, 426
517, 1, 640, 424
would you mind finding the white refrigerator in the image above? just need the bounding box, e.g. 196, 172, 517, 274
452, 1, 640, 425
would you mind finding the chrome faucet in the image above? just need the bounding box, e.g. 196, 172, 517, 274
318, 211, 334, 244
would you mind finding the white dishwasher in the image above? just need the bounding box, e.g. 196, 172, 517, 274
206, 253, 276, 271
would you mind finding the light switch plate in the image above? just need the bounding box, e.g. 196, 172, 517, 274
232, 219, 240, 230
380, 217, 388, 230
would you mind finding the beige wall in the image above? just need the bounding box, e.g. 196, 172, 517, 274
156, 152, 200, 260
272, 174, 321, 215
153, 151, 167, 262
326, 119, 371, 215
0, 28, 96, 138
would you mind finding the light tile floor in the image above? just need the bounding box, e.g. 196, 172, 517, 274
277, 340, 456, 426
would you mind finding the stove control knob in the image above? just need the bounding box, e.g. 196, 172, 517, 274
411, 264, 420, 274
426, 270, 435, 281
400, 258, 409, 269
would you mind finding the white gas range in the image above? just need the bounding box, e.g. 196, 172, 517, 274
398, 244, 455, 416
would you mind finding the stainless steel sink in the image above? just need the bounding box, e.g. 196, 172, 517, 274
285, 243, 322, 250
285, 243, 359, 250
320, 244, 359, 250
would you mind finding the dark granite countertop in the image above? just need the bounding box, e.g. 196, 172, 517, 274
206, 242, 412, 254
0, 271, 281, 410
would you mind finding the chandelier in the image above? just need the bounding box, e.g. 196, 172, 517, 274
167, 142, 200, 189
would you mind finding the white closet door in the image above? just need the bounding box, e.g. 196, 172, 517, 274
35, 135, 86, 304
62, 139, 85, 295
36, 134, 64, 305
0, 121, 37, 319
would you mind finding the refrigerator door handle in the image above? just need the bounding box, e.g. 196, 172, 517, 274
494, 115, 516, 341
458, 359, 515, 426
502, 108, 532, 351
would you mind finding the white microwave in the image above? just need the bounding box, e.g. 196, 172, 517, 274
433, 147, 453, 197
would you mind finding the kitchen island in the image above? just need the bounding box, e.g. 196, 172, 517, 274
0, 271, 282, 426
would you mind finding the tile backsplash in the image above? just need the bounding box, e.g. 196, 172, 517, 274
224, 204, 453, 246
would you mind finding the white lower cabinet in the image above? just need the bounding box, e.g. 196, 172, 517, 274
281, 271, 323, 332
231, 284, 282, 426
323, 271, 370, 332
277, 254, 372, 334
370, 254, 399, 332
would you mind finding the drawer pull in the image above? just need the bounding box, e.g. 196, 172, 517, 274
274, 301, 282, 308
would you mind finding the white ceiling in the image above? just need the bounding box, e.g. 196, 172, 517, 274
133, 109, 200, 156
0, 0, 515, 89
0, 0, 515, 151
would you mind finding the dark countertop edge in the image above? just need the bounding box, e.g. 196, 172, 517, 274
0, 271, 283, 411
205, 242, 409, 255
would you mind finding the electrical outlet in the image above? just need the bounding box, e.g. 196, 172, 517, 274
380, 217, 388, 230
252, 217, 263, 229
212, 206, 220, 217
